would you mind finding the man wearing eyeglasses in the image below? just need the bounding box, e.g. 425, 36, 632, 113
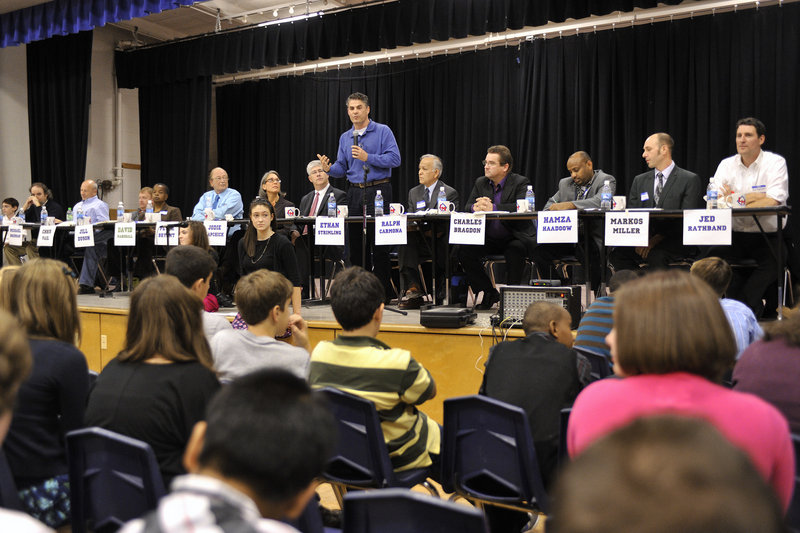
190, 167, 244, 235
460, 145, 536, 310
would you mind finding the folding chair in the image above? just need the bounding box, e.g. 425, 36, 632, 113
573, 345, 614, 381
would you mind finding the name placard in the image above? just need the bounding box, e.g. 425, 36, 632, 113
154, 223, 181, 246
449, 213, 486, 245
204, 220, 228, 246
314, 217, 345, 246
605, 212, 649, 247
537, 210, 578, 243
114, 222, 137, 246
74, 224, 95, 248
37, 226, 56, 247
683, 209, 732, 245
5, 224, 23, 246
374, 215, 407, 245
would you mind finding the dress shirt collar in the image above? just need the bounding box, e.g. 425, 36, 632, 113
734, 149, 764, 169
170, 474, 262, 524
656, 160, 676, 182
426, 180, 440, 201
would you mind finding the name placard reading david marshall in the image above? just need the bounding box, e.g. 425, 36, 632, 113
375, 215, 407, 246
537, 210, 578, 243
204, 220, 228, 246
683, 209, 732, 246
314, 216, 345, 246
605, 212, 649, 247
449, 213, 486, 245
114, 222, 137, 246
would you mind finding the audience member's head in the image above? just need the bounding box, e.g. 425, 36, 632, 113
607, 269, 638, 294
12, 259, 80, 345
185, 369, 336, 519
522, 301, 573, 348
0, 309, 32, 442
165, 246, 216, 298
329, 267, 384, 332
179, 220, 211, 251
761, 304, 800, 347
0, 266, 20, 312
611, 270, 735, 381
690, 256, 731, 298
119, 275, 213, 368
234, 270, 293, 327
550, 415, 784, 533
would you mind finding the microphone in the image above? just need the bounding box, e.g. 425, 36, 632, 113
353, 131, 359, 147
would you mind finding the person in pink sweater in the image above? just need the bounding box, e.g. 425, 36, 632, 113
567, 270, 794, 511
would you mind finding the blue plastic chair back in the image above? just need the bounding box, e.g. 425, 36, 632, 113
343, 488, 488, 533
787, 434, 800, 531
0, 448, 23, 511
573, 346, 613, 381
67, 427, 166, 533
442, 395, 549, 514
318, 387, 429, 489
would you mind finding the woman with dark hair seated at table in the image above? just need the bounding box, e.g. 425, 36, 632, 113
238, 197, 302, 315
84, 275, 220, 488
567, 270, 794, 512
258, 170, 300, 243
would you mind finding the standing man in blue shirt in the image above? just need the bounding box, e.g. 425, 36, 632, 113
74, 179, 111, 293
317, 92, 401, 302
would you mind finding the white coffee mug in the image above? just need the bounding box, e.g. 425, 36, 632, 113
46, 217, 55, 226
612, 196, 626, 210
516, 199, 528, 213
284, 207, 299, 217
438, 201, 456, 213
336, 205, 349, 218
122, 213, 133, 223
389, 203, 405, 215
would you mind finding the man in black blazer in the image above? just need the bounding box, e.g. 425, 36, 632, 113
296, 159, 347, 298
398, 154, 460, 309
460, 145, 536, 310
610, 133, 703, 271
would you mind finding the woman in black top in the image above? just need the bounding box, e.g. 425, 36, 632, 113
258, 170, 300, 242
238, 197, 302, 314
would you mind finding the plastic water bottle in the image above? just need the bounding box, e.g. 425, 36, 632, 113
374, 190, 384, 216
707, 178, 718, 209
438, 186, 447, 210
204, 195, 214, 220
146, 200, 154, 215
76, 207, 84, 225
525, 185, 535, 213
327, 192, 337, 217
117, 201, 125, 221
40, 204, 48, 225
66, 207, 73, 222
600, 180, 612, 210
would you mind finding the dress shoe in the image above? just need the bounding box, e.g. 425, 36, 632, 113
215, 292, 234, 308
475, 289, 500, 310
398, 296, 424, 310
404, 284, 425, 300
78, 284, 95, 295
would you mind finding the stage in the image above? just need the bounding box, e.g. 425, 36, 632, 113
77, 293, 524, 423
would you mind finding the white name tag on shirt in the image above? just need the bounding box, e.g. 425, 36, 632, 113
537, 210, 578, 243
37, 225, 56, 247
605, 212, 649, 247
374, 215, 407, 245
204, 220, 228, 246
449, 213, 486, 245
5, 224, 23, 246
114, 222, 137, 246
74, 224, 95, 248
415, 200, 427, 211
314, 216, 345, 246
683, 209, 732, 245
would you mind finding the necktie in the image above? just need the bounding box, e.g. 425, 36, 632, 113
303, 192, 320, 235
654, 172, 664, 205
212, 194, 220, 209
425, 188, 430, 206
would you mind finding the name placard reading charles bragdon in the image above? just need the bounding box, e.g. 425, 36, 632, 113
683, 209, 732, 246
449, 213, 486, 245
605, 212, 649, 247
314, 216, 345, 246
203, 220, 228, 246
374, 215, 407, 246
537, 210, 578, 243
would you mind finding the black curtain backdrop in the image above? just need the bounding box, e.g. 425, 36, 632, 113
116, 0, 686, 88
215, 4, 798, 247
27, 30, 92, 205
138, 76, 212, 212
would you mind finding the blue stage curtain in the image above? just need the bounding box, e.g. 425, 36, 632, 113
0, 0, 194, 48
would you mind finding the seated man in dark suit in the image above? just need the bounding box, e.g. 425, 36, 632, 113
459, 145, 536, 310
531, 151, 615, 287
398, 154, 459, 309
610, 133, 703, 271
296, 159, 347, 298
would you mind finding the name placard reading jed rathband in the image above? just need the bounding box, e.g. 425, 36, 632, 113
37, 226, 56, 247
683, 209, 732, 245
537, 210, 578, 244
374, 215, 407, 246
204, 220, 228, 246
114, 222, 137, 246
314, 216, 345, 246
74, 224, 95, 248
605, 212, 649, 247
449, 213, 486, 245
